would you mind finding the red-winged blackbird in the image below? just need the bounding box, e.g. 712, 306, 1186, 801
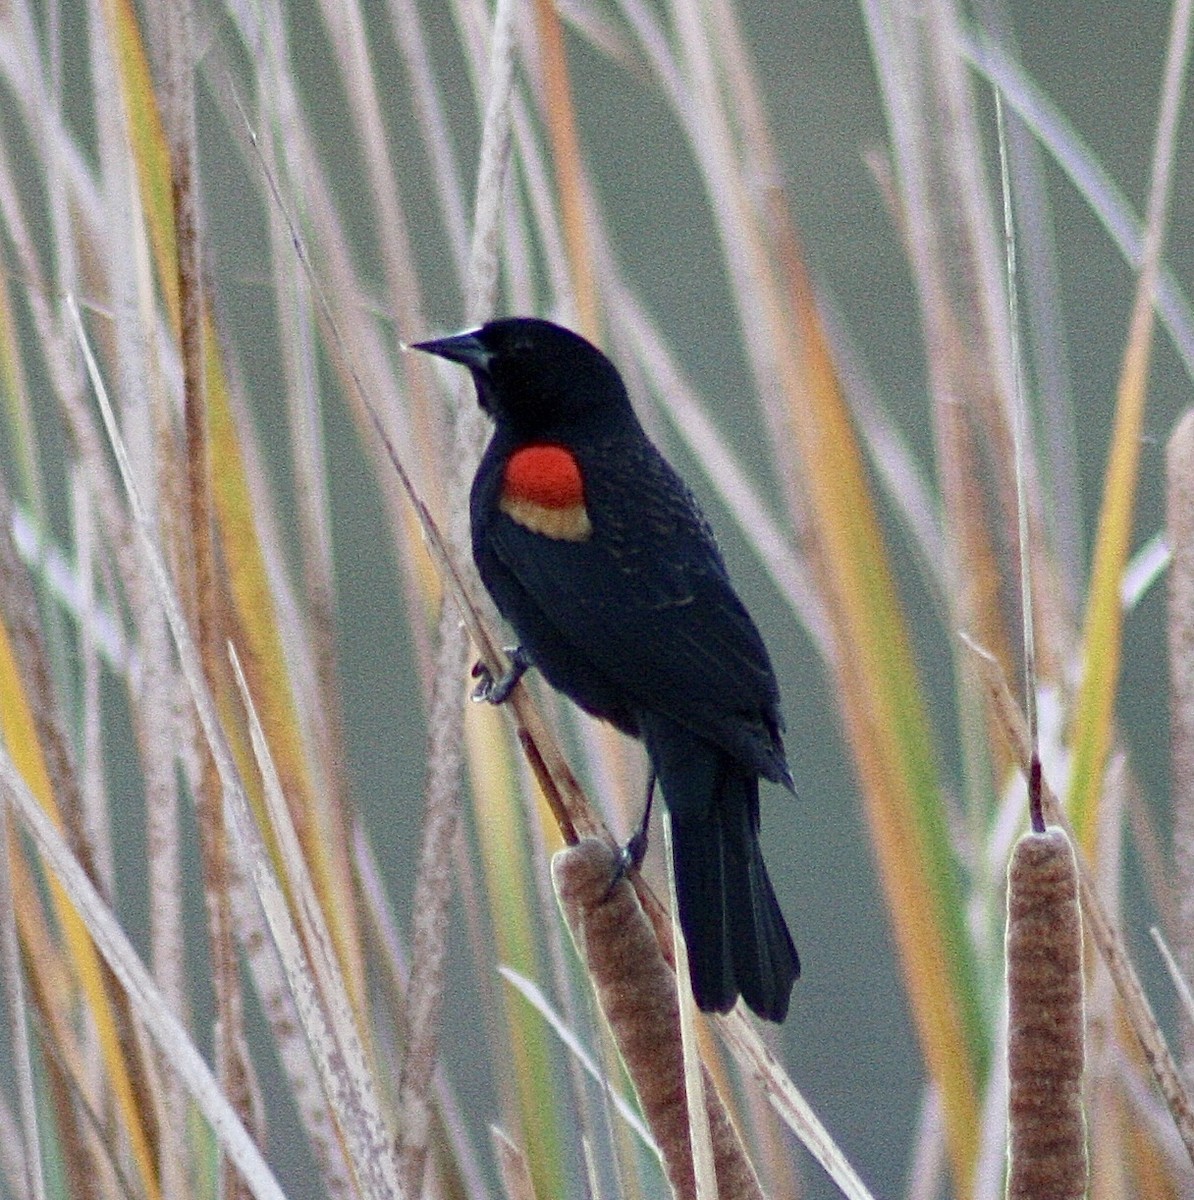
414, 317, 799, 1022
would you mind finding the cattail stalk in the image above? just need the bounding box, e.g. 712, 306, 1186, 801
1005, 825, 1087, 1200
1168, 410, 1194, 1071
552, 839, 764, 1200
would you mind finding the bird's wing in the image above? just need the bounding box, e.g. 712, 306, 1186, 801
482, 437, 787, 778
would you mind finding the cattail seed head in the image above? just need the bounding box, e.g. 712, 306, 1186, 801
553, 839, 764, 1200
1005, 826, 1087, 1200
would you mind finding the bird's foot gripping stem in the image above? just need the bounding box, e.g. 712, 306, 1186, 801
471, 646, 531, 704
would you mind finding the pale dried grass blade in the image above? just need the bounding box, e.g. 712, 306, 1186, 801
662, 815, 717, 1200
497, 966, 658, 1152
72, 473, 114, 902
492, 1127, 538, 1200
716, 1009, 878, 1200
240, 891, 358, 1200
1122, 531, 1171, 610
904, 1087, 947, 1200
229, 646, 404, 1200
579, 1136, 604, 1200
971, 8, 1085, 590
353, 826, 496, 1200
995, 88, 1038, 759
1151, 927, 1194, 1036
962, 34, 1194, 380
0, 752, 288, 1200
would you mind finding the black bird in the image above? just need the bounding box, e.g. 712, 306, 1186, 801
413, 317, 799, 1021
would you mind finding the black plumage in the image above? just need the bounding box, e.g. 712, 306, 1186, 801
414, 317, 799, 1021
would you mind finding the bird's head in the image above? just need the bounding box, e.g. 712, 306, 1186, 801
411, 317, 632, 438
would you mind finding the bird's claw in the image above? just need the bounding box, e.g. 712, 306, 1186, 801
471, 646, 530, 704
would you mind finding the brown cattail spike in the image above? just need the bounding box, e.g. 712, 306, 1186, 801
552, 839, 764, 1200
1005, 826, 1087, 1200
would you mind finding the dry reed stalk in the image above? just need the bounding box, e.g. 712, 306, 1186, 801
157, 7, 263, 1194
1168, 410, 1194, 1073
393, 0, 518, 1190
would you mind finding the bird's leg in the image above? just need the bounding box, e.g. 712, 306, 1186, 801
605, 770, 656, 901
621, 769, 656, 873
471, 645, 531, 704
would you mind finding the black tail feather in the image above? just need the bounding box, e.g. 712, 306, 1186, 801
669, 772, 799, 1022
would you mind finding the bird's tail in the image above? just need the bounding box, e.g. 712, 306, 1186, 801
665, 760, 799, 1022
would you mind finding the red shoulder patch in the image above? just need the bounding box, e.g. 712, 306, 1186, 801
503, 444, 585, 509
500, 444, 592, 541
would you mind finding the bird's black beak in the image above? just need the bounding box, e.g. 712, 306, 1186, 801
409, 329, 494, 374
